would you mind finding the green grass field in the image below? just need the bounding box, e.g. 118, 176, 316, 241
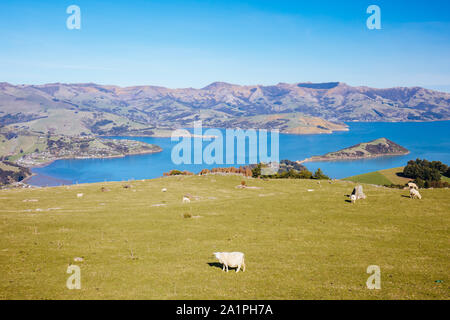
0, 175, 448, 300
378, 167, 412, 185
345, 167, 450, 187
345, 167, 413, 186
344, 171, 393, 186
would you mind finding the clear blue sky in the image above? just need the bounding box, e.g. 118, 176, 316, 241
1, 0, 449, 91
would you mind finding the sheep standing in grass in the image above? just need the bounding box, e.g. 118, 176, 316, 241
408, 182, 419, 190
214, 252, 246, 273
182, 196, 191, 203
77, 193, 84, 198
352, 185, 366, 200
410, 188, 422, 199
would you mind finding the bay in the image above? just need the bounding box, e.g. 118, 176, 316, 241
27, 121, 450, 186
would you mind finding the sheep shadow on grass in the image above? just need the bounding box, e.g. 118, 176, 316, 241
344, 194, 352, 203
207, 262, 223, 270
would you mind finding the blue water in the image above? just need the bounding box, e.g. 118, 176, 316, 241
28, 121, 450, 186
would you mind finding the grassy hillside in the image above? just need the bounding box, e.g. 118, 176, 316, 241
227, 113, 348, 134
344, 171, 393, 186
6, 109, 155, 137
0, 175, 448, 299
345, 167, 450, 186
345, 167, 412, 186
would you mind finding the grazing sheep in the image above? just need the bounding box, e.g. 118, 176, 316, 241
352, 185, 366, 200
410, 188, 422, 199
161, 188, 167, 192
182, 196, 191, 203
213, 252, 246, 273
77, 193, 84, 198
350, 194, 357, 204
408, 182, 419, 190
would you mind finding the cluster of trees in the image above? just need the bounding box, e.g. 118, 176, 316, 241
163, 170, 194, 176
277, 159, 307, 173
403, 159, 450, 189
251, 163, 330, 180
165, 160, 330, 180
199, 166, 253, 177
0, 161, 31, 185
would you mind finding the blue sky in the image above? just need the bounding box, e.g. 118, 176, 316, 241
0, 0, 449, 91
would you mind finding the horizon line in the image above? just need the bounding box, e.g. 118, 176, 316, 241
2, 81, 449, 93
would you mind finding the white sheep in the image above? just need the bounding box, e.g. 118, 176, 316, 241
161, 188, 167, 192
77, 193, 84, 198
213, 252, 246, 273
182, 196, 191, 203
352, 185, 366, 200
410, 188, 422, 199
408, 182, 419, 190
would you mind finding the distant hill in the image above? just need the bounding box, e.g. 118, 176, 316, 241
0, 81, 449, 137
344, 167, 412, 186
305, 138, 410, 162
0, 130, 161, 168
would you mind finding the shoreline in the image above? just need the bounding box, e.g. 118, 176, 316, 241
110, 127, 350, 138
110, 120, 450, 139
22, 147, 163, 169
284, 127, 350, 135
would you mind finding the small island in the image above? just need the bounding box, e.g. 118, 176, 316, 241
302, 138, 409, 162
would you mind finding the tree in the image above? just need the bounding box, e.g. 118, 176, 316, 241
431, 161, 448, 173
313, 168, 330, 180
403, 159, 444, 181
298, 169, 313, 179
445, 167, 450, 178
415, 178, 425, 189
252, 164, 262, 178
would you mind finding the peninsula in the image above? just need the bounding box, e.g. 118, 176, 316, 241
302, 138, 410, 162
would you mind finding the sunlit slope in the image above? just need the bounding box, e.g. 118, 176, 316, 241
345, 167, 413, 186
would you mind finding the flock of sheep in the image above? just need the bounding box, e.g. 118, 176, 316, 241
350, 181, 422, 204
164, 180, 423, 272
72, 178, 423, 273
211, 182, 422, 272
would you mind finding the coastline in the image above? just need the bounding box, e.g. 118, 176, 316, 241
137, 128, 350, 137
22, 147, 163, 169
284, 127, 350, 135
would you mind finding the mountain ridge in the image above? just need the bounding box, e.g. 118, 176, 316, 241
0, 81, 449, 137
